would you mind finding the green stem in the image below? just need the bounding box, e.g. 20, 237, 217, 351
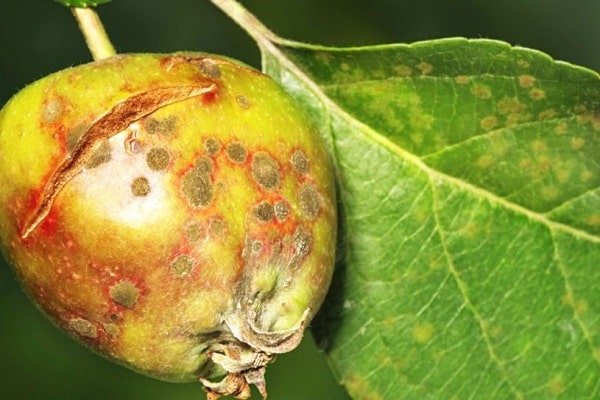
72, 7, 116, 61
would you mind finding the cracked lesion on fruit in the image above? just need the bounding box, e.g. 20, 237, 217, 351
20, 82, 218, 239
251, 152, 280, 190
109, 280, 140, 309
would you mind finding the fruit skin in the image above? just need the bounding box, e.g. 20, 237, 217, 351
0, 53, 336, 398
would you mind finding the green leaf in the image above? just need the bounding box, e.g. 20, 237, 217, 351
211, 1, 600, 399
54, 0, 111, 7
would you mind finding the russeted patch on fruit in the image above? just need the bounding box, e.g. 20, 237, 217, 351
0, 53, 336, 399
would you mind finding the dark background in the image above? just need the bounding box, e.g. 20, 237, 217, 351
0, 1, 598, 399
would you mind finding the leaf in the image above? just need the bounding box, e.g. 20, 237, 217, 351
210, 1, 600, 398
54, 0, 111, 7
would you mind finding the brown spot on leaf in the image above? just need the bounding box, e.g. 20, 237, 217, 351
252, 152, 280, 190
131, 177, 151, 197
110, 280, 140, 309
146, 147, 171, 171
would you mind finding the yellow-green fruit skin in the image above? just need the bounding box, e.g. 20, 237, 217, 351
0, 53, 336, 384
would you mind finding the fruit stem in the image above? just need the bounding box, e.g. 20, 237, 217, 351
72, 7, 116, 61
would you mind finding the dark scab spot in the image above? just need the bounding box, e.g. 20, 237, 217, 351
227, 142, 247, 163
291, 150, 309, 174
185, 222, 204, 242
69, 318, 97, 339
205, 138, 221, 155
274, 201, 290, 221
86, 141, 112, 169
293, 227, 312, 257
299, 182, 320, 220
254, 202, 274, 222
66, 123, 92, 152
146, 147, 171, 171
236, 95, 251, 109
109, 280, 140, 309
182, 167, 212, 208
131, 176, 151, 197
145, 116, 177, 136
195, 156, 213, 174
209, 219, 226, 237
42, 98, 64, 124
252, 152, 280, 190
198, 59, 222, 79
103, 322, 119, 336
170, 255, 194, 277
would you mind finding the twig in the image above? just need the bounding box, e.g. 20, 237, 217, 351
72, 7, 116, 61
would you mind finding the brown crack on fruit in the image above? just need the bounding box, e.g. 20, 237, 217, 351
21, 83, 217, 239
251, 152, 280, 190
109, 280, 140, 309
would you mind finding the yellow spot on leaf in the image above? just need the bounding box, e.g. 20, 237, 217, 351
548, 376, 565, 395
455, 75, 470, 84
497, 97, 527, 114
529, 88, 546, 100
538, 109, 557, 120
594, 348, 600, 363
394, 65, 412, 77
412, 321, 434, 344
476, 154, 494, 169
581, 170, 593, 182
518, 75, 536, 88
575, 300, 588, 315
480, 116, 498, 131
343, 374, 384, 400
517, 59, 530, 69
541, 186, 559, 201
587, 215, 600, 227
340, 62, 350, 71
417, 62, 433, 75
472, 85, 492, 99
531, 140, 547, 153
410, 132, 424, 146
554, 122, 568, 135
556, 170, 570, 183
571, 137, 585, 150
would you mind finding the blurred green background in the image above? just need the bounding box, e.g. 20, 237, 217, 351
0, 1, 598, 399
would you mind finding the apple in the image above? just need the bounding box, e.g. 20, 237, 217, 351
0, 53, 336, 399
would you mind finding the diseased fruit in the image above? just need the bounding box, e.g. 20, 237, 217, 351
0, 53, 336, 399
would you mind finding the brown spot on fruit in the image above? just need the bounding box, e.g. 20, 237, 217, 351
254, 202, 274, 222
195, 156, 214, 174
109, 280, 140, 309
131, 176, 151, 197
291, 150, 309, 174
198, 59, 222, 79
146, 147, 170, 171
252, 152, 280, 190
145, 116, 178, 136
42, 98, 64, 124
227, 142, 247, 163
182, 166, 212, 208
85, 141, 112, 169
66, 123, 91, 152
205, 138, 221, 155
299, 182, 320, 220
274, 201, 289, 221
185, 222, 204, 242
170, 255, 195, 277
103, 322, 120, 337
293, 227, 312, 257
69, 318, 98, 339
236, 95, 251, 109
